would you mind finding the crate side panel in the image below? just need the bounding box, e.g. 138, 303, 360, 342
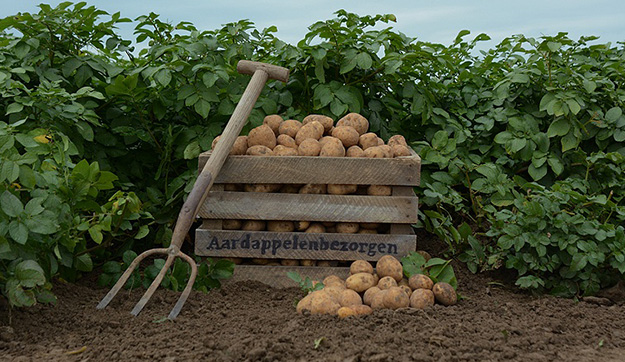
227, 265, 351, 287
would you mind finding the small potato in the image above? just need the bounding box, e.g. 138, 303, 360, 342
295, 220, 310, 231
300, 260, 317, 266
337, 113, 369, 135
295, 122, 323, 145
376, 255, 404, 282
305, 223, 326, 233
273, 145, 298, 156
242, 220, 265, 231
248, 124, 277, 149
267, 221, 295, 232
346, 145, 365, 158
409, 274, 434, 290
336, 223, 359, 234
280, 184, 301, 193
392, 144, 411, 157
320, 141, 346, 157
339, 289, 363, 307
359, 229, 377, 234
263, 114, 283, 136
323, 275, 345, 288
276, 134, 298, 149
246, 145, 273, 156
363, 286, 381, 306
299, 184, 327, 194
331, 126, 360, 148
432, 282, 457, 306
399, 285, 412, 297
303, 114, 334, 133
278, 119, 303, 138
281, 259, 299, 266
298, 138, 321, 156
224, 184, 243, 191
367, 185, 392, 196
345, 272, 376, 293
410, 288, 435, 309
307, 120, 325, 137
222, 219, 242, 230
359, 133, 379, 150
244, 184, 281, 193
352, 304, 373, 316
370, 290, 388, 310
337, 307, 357, 319
363, 146, 387, 158
388, 135, 408, 147
383, 286, 410, 309
377, 276, 398, 290
327, 184, 358, 195
350, 260, 374, 275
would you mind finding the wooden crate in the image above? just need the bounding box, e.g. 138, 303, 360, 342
194, 149, 421, 287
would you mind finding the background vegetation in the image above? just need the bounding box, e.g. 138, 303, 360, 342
1, 2, 624, 307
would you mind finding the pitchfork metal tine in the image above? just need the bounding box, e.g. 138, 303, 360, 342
130, 253, 176, 316
168, 251, 198, 320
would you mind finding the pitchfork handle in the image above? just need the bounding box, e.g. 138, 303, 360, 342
169, 61, 290, 250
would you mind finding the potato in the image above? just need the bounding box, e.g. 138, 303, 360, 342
223, 184, 243, 191
246, 145, 273, 156
380, 145, 394, 158
350, 260, 374, 275
410, 288, 435, 309
363, 286, 381, 306
323, 285, 345, 302
310, 290, 341, 315
383, 286, 410, 309
360, 223, 380, 230
337, 307, 357, 319
298, 138, 321, 156
370, 290, 388, 310
303, 114, 334, 133
372, 273, 380, 285
392, 144, 411, 157
377, 137, 384, 146
252, 258, 269, 265
377, 276, 398, 290
331, 126, 360, 148
211, 135, 221, 150
281, 259, 299, 266
305, 223, 326, 233
388, 135, 408, 147
279, 119, 303, 139
327, 184, 357, 195
222, 219, 242, 230
296, 293, 313, 314
376, 255, 403, 282
409, 274, 434, 290
352, 304, 373, 316
339, 289, 363, 307
295, 220, 310, 231
216, 136, 248, 155
223, 257, 243, 265
299, 184, 327, 194
267, 221, 295, 232
346, 145, 365, 157
417, 250, 432, 262
266, 262, 281, 266
337, 113, 369, 135
319, 136, 336, 148
336, 222, 359, 234
367, 185, 392, 196
301, 259, 317, 266
263, 114, 283, 136
398, 278, 409, 287
359, 133, 379, 150
244, 184, 281, 193
323, 275, 345, 288
359, 229, 377, 234
248, 125, 277, 149
276, 134, 298, 149
280, 184, 301, 193
399, 285, 412, 297
242, 220, 265, 231
363, 146, 386, 158
295, 121, 323, 145
432, 282, 457, 306
320, 141, 345, 157
345, 272, 376, 292
322, 222, 335, 227
273, 145, 298, 156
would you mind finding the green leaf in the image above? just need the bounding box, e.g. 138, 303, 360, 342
15, 260, 46, 288
528, 164, 547, 181
102, 261, 122, 274
1, 160, 20, 183
183, 141, 200, 160
155, 68, 172, 86
566, 99, 581, 115
194, 99, 210, 118
546, 118, 570, 137
74, 254, 93, 272
88, 226, 103, 244
583, 80, 596, 93
605, 107, 622, 123
6, 103, 23, 115
561, 132, 578, 152
548, 157, 564, 176
9, 221, 28, 245
1, 191, 23, 217
123, 250, 138, 265
135, 225, 149, 239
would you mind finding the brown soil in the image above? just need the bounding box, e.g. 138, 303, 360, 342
2, 234, 625, 362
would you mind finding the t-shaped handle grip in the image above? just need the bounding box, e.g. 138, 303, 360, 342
237, 60, 290, 82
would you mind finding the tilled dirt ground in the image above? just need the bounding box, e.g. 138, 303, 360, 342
2, 235, 625, 362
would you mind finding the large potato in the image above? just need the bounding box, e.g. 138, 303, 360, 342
350, 260, 374, 275
346, 145, 365, 157
295, 121, 323, 145
303, 114, 334, 133
345, 272, 376, 292
242, 220, 265, 231
399, 285, 412, 297
409, 274, 434, 290
336, 223, 359, 234
267, 221, 295, 232
323, 275, 345, 288
296, 293, 313, 314
273, 145, 298, 156
298, 138, 321, 156
392, 144, 411, 157
359, 133, 379, 150
388, 135, 408, 147
281, 259, 299, 266
379, 145, 394, 158
248, 125, 277, 149
376, 255, 403, 282
339, 289, 363, 307
363, 146, 387, 158
299, 184, 327, 194
331, 126, 360, 148
213, 135, 249, 155
276, 134, 298, 149
310, 290, 341, 315
246, 145, 273, 156
320, 141, 345, 157
305, 223, 326, 233
383, 286, 410, 309
323, 285, 344, 302
410, 288, 435, 309
370, 290, 388, 310
367, 185, 392, 196
278, 119, 302, 138
337, 113, 369, 135
222, 219, 242, 230
327, 184, 357, 195
432, 282, 457, 306
244, 184, 281, 193
363, 286, 381, 306
300, 260, 317, 266
211, 135, 221, 150
377, 276, 398, 290
263, 114, 283, 136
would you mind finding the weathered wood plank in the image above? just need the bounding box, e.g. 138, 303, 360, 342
226, 265, 350, 288
197, 149, 421, 186
198, 192, 419, 223
195, 229, 416, 261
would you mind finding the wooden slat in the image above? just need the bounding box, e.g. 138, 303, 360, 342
197, 149, 421, 186
195, 229, 416, 261
390, 186, 417, 235
226, 265, 351, 287
198, 192, 418, 223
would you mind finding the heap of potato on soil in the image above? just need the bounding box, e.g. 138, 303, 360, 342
296, 255, 457, 318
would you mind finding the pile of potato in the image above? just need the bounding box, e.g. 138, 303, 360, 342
296, 255, 457, 317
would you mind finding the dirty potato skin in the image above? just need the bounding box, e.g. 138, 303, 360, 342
346, 145, 365, 157
350, 260, 374, 275
278, 119, 303, 138
376, 255, 404, 282
432, 282, 457, 306
410, 288, 435, 309
383, 286, 410, 309
345, 272, 376, 292
276, 134, 298, 149
246, 145, 273, 156
263, 114, 283, 136
337, 113, 369, 135
247, 124, 277, 149
409, 274, 434, 290
331, 126, 360, 148
377, 276, 398, 290
303, 114, 334, 133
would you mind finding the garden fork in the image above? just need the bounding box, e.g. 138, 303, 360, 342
96, 60, 289, 319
